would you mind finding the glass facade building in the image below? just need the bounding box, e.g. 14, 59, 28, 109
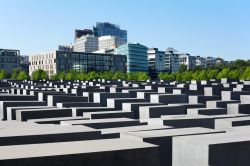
115, 43, 148, 73
93, 22, 127, 42
29, 50, 127, 77
0, 49, 20, 73
56, 51, 126, 72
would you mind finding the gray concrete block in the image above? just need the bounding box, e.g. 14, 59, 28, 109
0, 125, 101, 145
139, 105, 186, 119
162, 114, 250, 129
187, 108, 227, 116
61, 118, 146, 129
47, 95, 88, 106
83, 110, 134, 119
0, 101, 47, 120
107, 98, 146, 110
121, 127, 223, 166
206, 100, 240, 108
122, 102, 163, 119
93, 92, 131, 106
7, 106, 54, 121
173, 132, 250, 166
150, 94, 188, 104
227, 103, 250, 114
57, 102, 100, 108
16, 108, 73, 121
0, 139, 161, 166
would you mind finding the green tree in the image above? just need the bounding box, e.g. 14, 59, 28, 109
240, 67, 250, 80
77, 70, 87, 80
158, 72, 175, 81
216, 68, 230, 80
66, 70, 78, 80
86, 71, 98, 80
197, 70, 208, 80
11, 69, 21, 79
126, 72, 137, 81
230, 59, 248, 70
228, 69, 241, 79
179, 64, 187, 73
32, 69, 48, 80
17, 71, 29, 80
181, 71, 192, 81
175, 72, 182, 82
0, 70, 8, 80
207, 69, 219, 80
112, 71, 127, 80
137, 72, 149, 81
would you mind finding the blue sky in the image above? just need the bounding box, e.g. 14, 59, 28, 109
0, 0, 249, 60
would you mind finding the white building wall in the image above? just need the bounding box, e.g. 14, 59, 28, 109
74, 35, 98, 53
29, 51, 57, 77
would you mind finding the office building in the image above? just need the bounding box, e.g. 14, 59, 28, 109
29, 50, 126, 77
98, 36, 126, 51
179, 53, 196, 70
115, 43, 148, 73
205, 56, 216, 67
74, 34, 98, 53
58, 45, 74, 52
148, 48, 165, 78
0, 48, 20, 73
165, 47, 180, 73
20, 55, 29, 73
196, 55, 207, 68
93, 22, 127, 42
74, 29, 93, 39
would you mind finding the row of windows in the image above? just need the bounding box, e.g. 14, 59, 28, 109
30, 53, 55, 61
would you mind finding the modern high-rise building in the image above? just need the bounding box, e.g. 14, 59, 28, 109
29, 50, 126, 77
0, 48, 20, 73
20, 55, 29, 73
74, 29, 93, 39
73, 34, 98, 53
58, 45, 74, 52
148, 48, 165, 78
196, 55, 207, 68
115, 43, 148, 73
178, 53, 196, 70
98, 36, 126, 51
165, 47, 180, 73
93, 22, 127, 42
205, 56, 216, 67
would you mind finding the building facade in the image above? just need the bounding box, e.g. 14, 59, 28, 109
20, 55, 29, 73
165, 48, 180, 73
115, 43, 148, 73
74, 29, 93, 39
179, 53, 196, 70
29, 51, 127, 77
93, 22, 127, 42
205, 56, 216, 67
58, 45, 74, 52
0, 48, 20, 73
98, 36, 126, 51
74, 35, 98, 53
148, 48, 165, 78
196, 55, 207, 68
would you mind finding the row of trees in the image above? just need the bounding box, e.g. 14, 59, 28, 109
0, 69, 150, 81
0, 59, 249, 81
159, 59, 250, 81
0, 69, 29, 80
159, 67, 250, 81
49, 70, 150, 81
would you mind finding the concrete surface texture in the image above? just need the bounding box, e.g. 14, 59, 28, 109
0, 79, 250, 165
